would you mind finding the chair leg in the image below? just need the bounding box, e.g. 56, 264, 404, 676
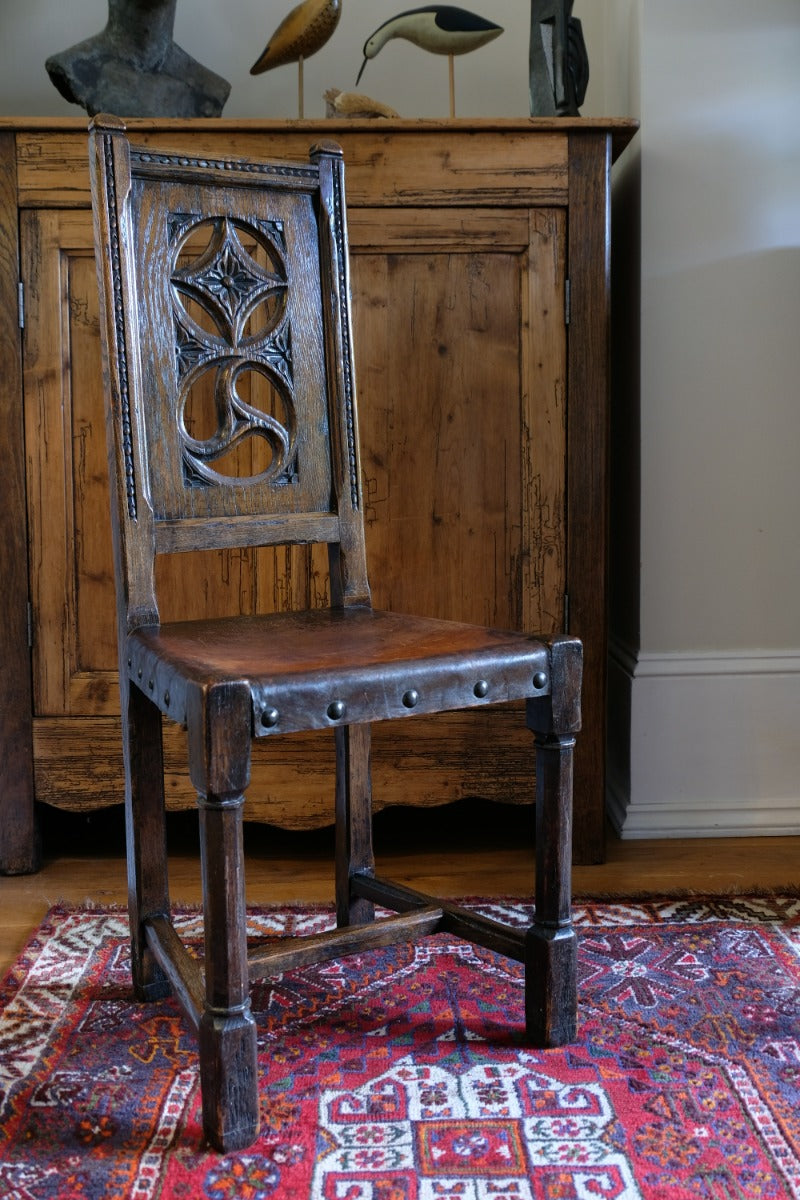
197, 796, 259, 1151
524, 637, 582, 1046
188, 682, 259, 1152
334, 724, 375, 927
123, 681, 171, 1001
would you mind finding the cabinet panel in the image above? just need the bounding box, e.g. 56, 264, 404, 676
22, 203, 565, 825
14, 126, 570, 210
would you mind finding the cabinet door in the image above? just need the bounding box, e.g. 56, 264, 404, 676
350, 207, 566, 634
21, 204, 566, 824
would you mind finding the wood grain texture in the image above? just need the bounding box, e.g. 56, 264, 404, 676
10, 117, 637, 209
566, 132, 612, 865
0, 133, 37, 872
0, 830, 794, 982
32, 707, 541, 825
6, 119, 639, 868
15, 123, 572, 209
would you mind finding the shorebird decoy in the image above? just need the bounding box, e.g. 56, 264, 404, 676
250, 0, 342, 117
356, 5, 503, 115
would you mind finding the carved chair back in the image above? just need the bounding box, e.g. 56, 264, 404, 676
90, 119, 369, 641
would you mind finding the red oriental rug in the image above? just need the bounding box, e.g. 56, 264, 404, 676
0, 897, 798, 1199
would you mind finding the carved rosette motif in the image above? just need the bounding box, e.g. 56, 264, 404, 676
169, 214, 297, 487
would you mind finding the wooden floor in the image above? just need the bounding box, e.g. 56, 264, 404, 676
1, 801, 798, 976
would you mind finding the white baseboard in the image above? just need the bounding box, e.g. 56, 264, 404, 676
607, 643, 800, 839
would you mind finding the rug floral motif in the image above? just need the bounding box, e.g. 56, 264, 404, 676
0, 896, 798, 1199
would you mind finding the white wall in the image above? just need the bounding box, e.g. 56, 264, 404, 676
1, 1, 798, 838
609, 0, 800, 838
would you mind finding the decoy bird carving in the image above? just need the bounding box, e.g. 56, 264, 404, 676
250, 0, 341, 116
250, 0, 342, 74
356, 5, 503, 87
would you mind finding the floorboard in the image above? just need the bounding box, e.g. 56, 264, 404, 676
0, 801, 797, 977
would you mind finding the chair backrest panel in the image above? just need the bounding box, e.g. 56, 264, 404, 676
126, 168, 333, 524
89, 117, 370, 629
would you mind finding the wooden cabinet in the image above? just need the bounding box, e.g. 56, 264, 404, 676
0, 117, 636, 872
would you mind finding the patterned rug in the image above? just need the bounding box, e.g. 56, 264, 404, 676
0, 897, 798, 1199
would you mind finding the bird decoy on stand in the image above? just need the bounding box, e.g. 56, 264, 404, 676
356, 5, 503, 117
250, 0, 342, 117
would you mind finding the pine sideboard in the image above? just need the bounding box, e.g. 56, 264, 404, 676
0, 116, 637, 872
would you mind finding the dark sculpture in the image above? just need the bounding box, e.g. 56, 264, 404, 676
529, 0, 589, 117
45, 0, 230, 118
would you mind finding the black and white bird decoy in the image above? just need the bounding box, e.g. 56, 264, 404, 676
356, 5, 504, 113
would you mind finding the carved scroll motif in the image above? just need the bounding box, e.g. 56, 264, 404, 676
168, 214, 297, 488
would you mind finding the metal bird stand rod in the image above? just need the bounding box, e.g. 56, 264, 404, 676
298, 54, 304, 117
449, 53, 455, 117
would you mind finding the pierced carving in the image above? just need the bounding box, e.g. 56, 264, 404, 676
175, 323, 209, 376
179, 358, 295, 488
169, 214, 297, 489
171, 216, 288, 347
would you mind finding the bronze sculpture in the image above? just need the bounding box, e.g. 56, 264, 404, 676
46, 0, 230, 118
529, 0, 589, 117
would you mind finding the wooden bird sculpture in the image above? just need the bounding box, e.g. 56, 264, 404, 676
356, 5, 503, 115
250, 0, 342, 117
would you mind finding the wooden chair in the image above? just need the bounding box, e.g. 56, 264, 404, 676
88, 114, 582, 1152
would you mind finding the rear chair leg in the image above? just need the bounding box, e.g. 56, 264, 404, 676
189, 682, 259, 1152
335, 724, 375, 927
124, 680, 171, 1001
524, 637, 582, 1046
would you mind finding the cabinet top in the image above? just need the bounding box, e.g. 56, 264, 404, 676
4, 116, 638, 210
1, 115, 638, 161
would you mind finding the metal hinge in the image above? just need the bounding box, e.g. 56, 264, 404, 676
26, 601, 33, 648
564, 592, 570, 632
18, 281, 24, 329
564, 278, 571, 327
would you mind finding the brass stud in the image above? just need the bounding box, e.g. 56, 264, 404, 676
261, 707, 279, 729
473, 680, 489, 698
533, 672, 547, 690
327, 700, 346, 721
402, 689, 420, 709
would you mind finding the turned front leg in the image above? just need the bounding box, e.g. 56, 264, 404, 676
334, 723, 376, 928
198, 792, 259, 1152
188, 681, 259, 1152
